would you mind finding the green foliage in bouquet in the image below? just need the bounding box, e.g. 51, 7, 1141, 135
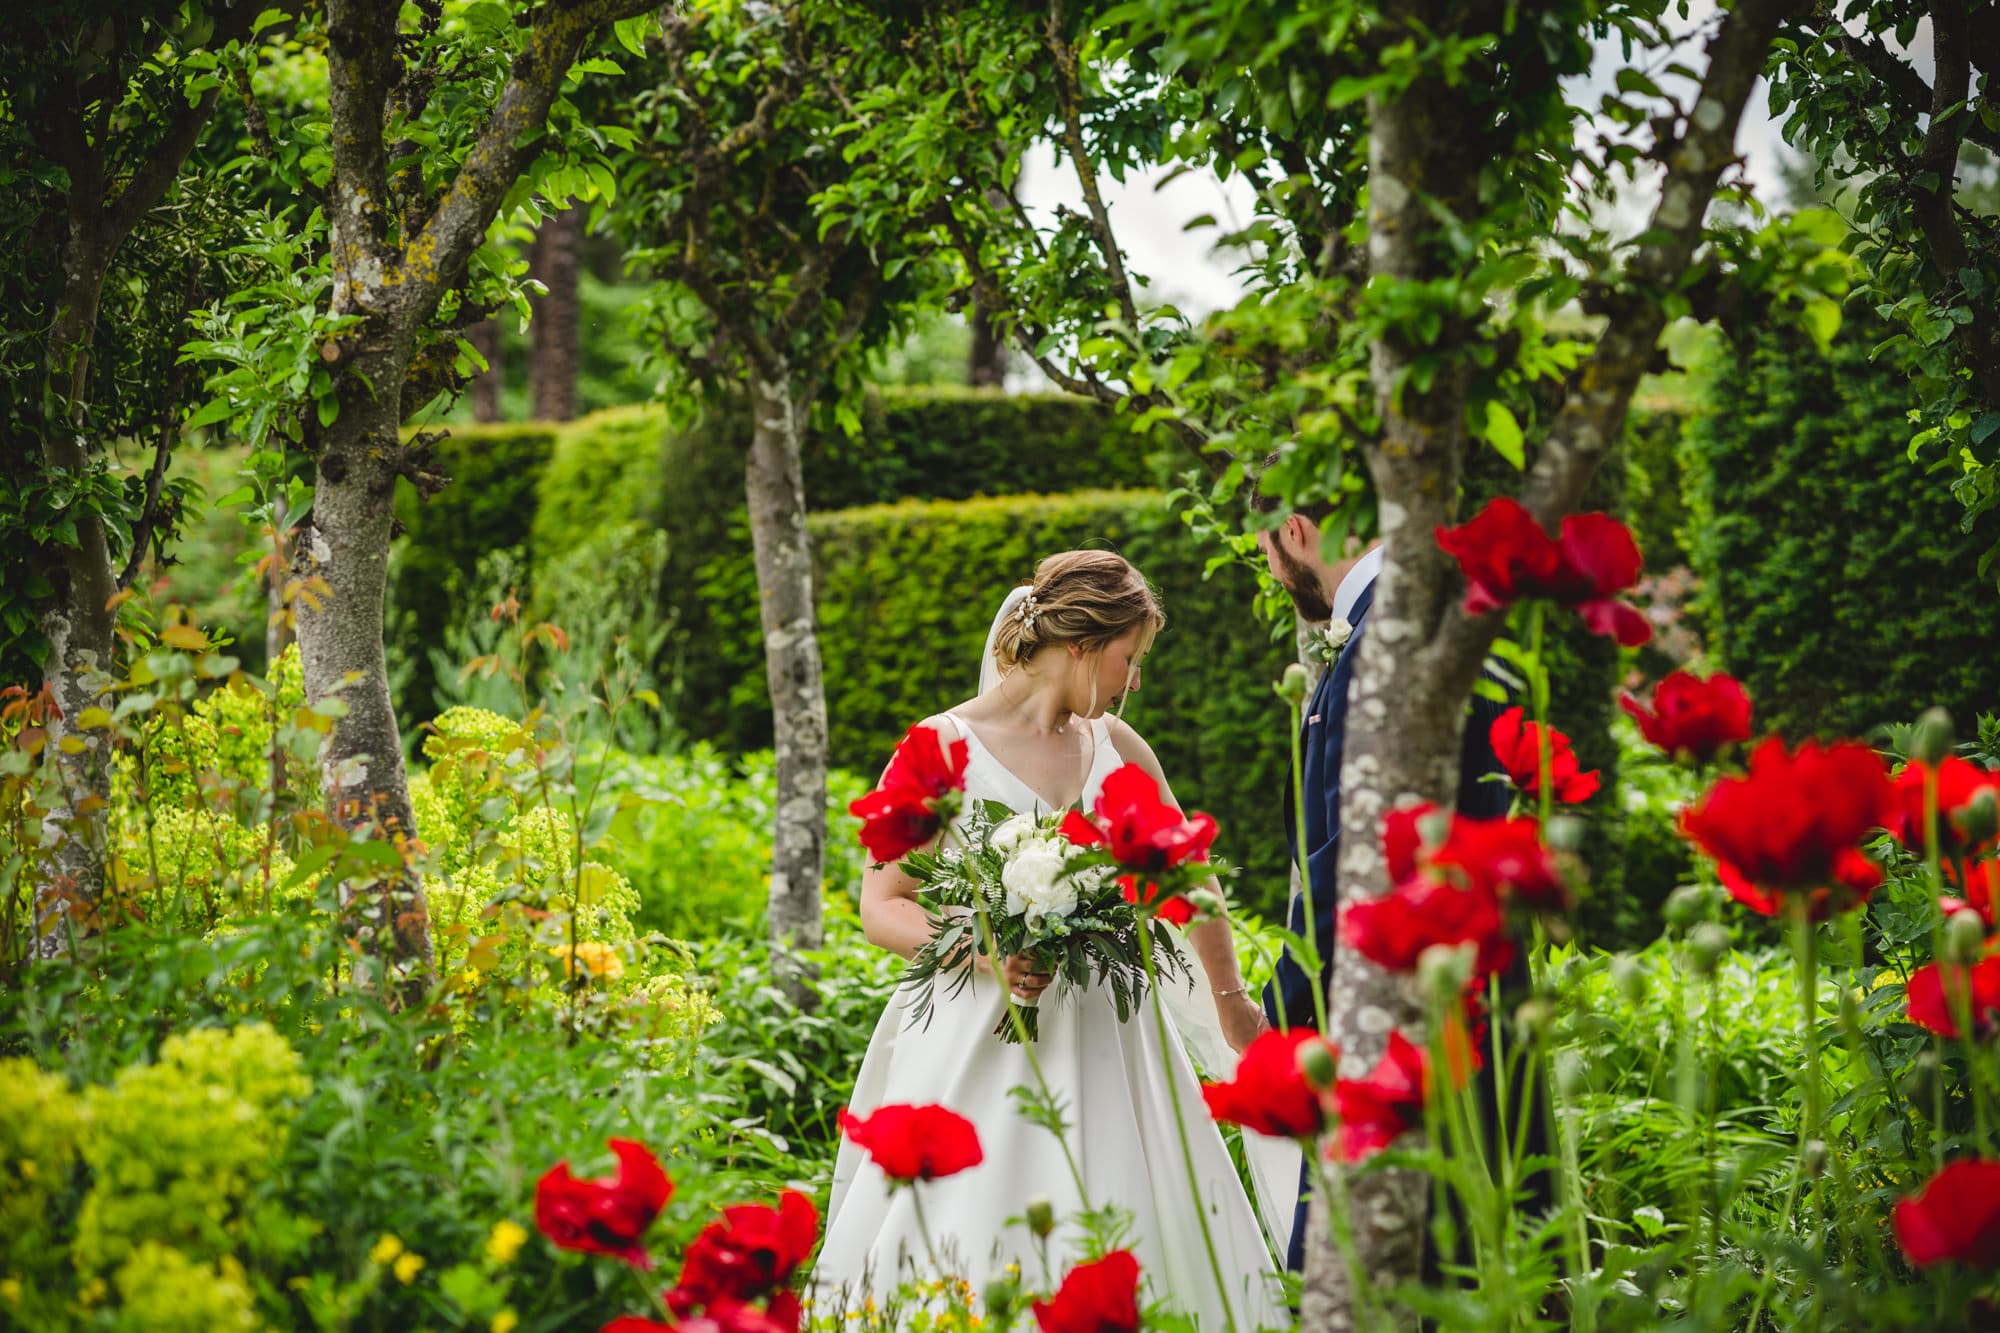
897, 799, 1191, 1043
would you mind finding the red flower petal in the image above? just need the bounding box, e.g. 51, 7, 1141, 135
1895, 1159, 2000, 1268
1032, 1250, 1142, 1333
839, 1104, 984, 1182
1201, 1028, 1338, 1139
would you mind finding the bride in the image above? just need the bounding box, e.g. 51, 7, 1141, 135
813, 550, 1292, 1330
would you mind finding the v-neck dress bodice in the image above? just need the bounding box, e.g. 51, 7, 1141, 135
813, 717, 1286, 1328
940, 711, 1122, 819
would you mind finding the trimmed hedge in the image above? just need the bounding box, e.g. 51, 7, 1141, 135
618, 389, 1179, 743
696, 489, 1298, 916
1681, 317, 2000, 740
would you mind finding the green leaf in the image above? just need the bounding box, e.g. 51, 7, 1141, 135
1483, 401, 1525, 468
183, 397, 234, 432
570, 57, 623, 77
1800, 296, 1841, 354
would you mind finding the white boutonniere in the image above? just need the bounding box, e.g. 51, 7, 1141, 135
1303, 617, 1354, 665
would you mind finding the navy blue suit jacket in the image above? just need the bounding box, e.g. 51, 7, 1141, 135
1262, 579, 1513, 1032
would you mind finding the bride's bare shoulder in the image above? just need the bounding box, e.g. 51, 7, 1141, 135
1103, 715, 1165, 772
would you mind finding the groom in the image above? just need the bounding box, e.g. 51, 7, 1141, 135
1249, 480, 1512, 1273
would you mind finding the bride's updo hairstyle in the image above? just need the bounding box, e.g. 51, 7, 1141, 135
990, 550, 1164, 679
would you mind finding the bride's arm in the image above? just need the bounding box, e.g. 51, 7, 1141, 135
1104, 718, 1269, 1047
856, 718, 1048, 996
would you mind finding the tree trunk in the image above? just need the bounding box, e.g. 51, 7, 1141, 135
1300, 2, 1500, 1321
34, 250, 119, 958
529, 206, 585, 421
746, 372, 829, 1003
294, 342, 435, 994
968, 296, 1007, 388
466, 317, 503, 422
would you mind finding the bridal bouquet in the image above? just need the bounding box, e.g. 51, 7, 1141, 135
851, 726, 1219, 1044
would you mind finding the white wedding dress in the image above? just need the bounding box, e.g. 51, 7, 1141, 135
814, 711, 1289, 1330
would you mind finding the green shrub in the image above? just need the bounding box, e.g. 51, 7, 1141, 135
693, 489, 1296, 916
590, 744, 870, 941
1680, 316, 2000, 739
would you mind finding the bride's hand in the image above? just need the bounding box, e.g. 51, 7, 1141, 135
976, 950, 1052, 1001
1219, 991, 1270, 1053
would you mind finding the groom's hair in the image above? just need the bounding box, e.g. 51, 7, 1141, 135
1248, 450, 1338, 527
991, 550, 1164, 676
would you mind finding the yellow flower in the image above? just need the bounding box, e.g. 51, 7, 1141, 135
492, 1312, 520, 1333
0, 1278, 21, 1306
554, 941, 625, 981
16, 1159, 36, 1181
485, 1219, 529, 1266
368, 1234, 405, 1266
393, 1250, 425, 1284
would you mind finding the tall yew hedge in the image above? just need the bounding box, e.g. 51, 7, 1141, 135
1681, 319, 2000, 739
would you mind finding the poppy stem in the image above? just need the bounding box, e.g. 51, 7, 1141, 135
1138, 920, 1239, 1333
970, 892, 1091, 1208
1288, 685, 1327, 1034
909, 1183, 946, 1278
1790, 895, 1824, 1255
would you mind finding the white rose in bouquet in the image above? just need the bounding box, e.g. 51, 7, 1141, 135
989, 812, 1038, 858
1001, 835, 1082, 927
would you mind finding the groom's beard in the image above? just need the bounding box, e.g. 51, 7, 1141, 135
1270, 544, 1334, 623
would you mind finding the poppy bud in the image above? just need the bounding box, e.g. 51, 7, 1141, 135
1803, 1139, 1828, 1179
1901, 1051, 1939, 1111
1952, 788, 2000, 847
1295, 1037, 1339, 1092
1186, 888, 1226, 923
1611, 954, 1648, 1007
1275, 664, 1313, 706
1024, 1196, 1056, 1239
1554, 1049, 1588, 1098
1545, 813, 1586, 852
1514, 998, 1554, 1044
1945, 908, 1987, 965
1417, 809, 1453, 851
1687, 922, 1730, 977
1418, 941, 1476, 1000
984, 1275, 1019, 1317
1912, 707, 1955, 766
1663, 884, 1707, 930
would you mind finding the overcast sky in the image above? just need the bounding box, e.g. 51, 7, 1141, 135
1015, 4, 1814, 317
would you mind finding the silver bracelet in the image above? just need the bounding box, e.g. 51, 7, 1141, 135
1211, 984, 1249, 998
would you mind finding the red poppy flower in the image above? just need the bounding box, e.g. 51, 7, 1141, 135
1680, 737, 1894, 919
1886, 756, 2000, 858
1943, 858, 2000, 925
1331, 1031, 1431, 1164
1489, 707, 1599, 804
1062, 764, 1217, 872
1117, 874, 1195, 925
535, 1139, 673, 1269
1894, 1158, 2000, 1268
1202, 1028, 1340, 1139
1341, 877, 1514, 977
669, 1190, 819, 1312
1382, 803, 1436, 885
1434, 497, 1651, 645
1032, 1249, 1142, 1333
1430, 814, 1568, 912
838, 1103, 984, 1183
1620, 671, 1752, 763
848, 723, 970, 864
1906, 955, 2000, 1038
